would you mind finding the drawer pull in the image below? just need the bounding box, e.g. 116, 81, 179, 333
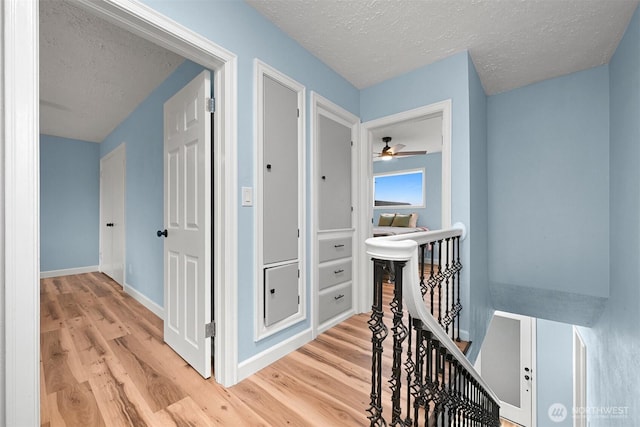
334, 244, 345, 248
334, 269, 344, 274
334, 294, 345, 301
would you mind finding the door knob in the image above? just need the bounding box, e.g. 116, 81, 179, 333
157, 229, 168, 238
106, 222, 114, 227
524, 375, 530, 381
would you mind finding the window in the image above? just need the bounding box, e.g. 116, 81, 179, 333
374, 169, 425, 208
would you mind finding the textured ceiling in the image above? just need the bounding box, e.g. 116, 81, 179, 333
40, 0, 184, 143
247, 0, 638, 94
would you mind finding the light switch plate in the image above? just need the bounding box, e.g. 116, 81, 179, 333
242, 187, 253, 206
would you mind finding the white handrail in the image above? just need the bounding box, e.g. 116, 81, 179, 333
365, 225, 499, 404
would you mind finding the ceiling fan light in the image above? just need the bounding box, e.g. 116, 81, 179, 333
381, 152, 393, 160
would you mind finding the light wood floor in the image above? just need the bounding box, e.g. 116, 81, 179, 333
41, 272, 475, 426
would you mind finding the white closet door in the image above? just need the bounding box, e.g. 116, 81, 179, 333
318, 114, 352, 230
262, 75, 299, 265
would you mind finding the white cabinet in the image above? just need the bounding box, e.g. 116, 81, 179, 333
264, 262, 299, 326
314, 104, 356, 331
256, 62, 306, 340
317, 234, 353, 327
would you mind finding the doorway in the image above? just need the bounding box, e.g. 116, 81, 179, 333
100, 144, 126, 286
478, 311, 536, 426
3, 1, 239, 423
357, 100, 452, 313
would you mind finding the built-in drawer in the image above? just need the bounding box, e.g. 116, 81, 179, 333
319, 283, 352, 324
319, 237, 352, 263
318, 259, 352, 291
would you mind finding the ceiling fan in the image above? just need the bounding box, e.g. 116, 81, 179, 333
374, 136, 427, 160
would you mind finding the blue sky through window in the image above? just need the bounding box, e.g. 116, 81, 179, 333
374, 170, 424, 207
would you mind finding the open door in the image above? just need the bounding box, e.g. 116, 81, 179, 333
100, 144, 126, 286
161, 70, 212, 378
480, 311, 534, 426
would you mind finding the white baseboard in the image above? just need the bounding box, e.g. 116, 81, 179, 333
124, 282, 164, 320
40, 265, 99, 278
237, 328, 313, 382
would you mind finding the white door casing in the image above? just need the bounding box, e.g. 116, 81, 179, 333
100, 144, 126, 285
479, 311, 536, 426
5, 0, 239, 421
358, 100, 452, 314
163, 70, 212, 379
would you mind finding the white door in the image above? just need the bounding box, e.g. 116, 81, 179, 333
162, 70, 212, 379
480, 311, 534, 426
100, 144, 125, 286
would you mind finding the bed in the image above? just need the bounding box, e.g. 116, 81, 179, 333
373, 213, 429, 237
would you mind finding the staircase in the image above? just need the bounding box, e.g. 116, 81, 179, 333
365, 226, 500, 426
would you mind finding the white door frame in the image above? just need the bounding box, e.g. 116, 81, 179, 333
3, 1, 41, 425
99, 143, 126, 286
3, 1, 239, 423
76, 0, 239, 388
357, 100, 452, 313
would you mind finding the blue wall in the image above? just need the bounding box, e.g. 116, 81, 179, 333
537, 319, 573, 427
579, 7, 640, 425
131, 0, 361, 362
467, 55, 493, 360
40, 135, 100, 272
101, 60, 208, 305
487, 65, 610, 326
373, 153, 441, 230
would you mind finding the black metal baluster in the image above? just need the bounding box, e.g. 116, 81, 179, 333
389, 260, 407, 426
437, 240, 443, 327
405, 314, 414, 426
444, 237, 451, 336
368, 258, 388, 426
455, 236, 462, 342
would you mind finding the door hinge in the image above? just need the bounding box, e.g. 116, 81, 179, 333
351, 140, 353, 147
205, 321, 216, 338
297, 108, 300, 118
206, 97, 215, 113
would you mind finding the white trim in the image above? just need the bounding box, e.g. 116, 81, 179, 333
3, 0, 40, 424
40, 266, 99, 279
573, 327, 587, 427
237, 328, 313, 382
124, 282, 164, 319
358, 100, 452, 313
254, 60, 307, 341
310, 92, 360, 336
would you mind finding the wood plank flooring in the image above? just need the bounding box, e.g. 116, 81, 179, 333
40, 272, 473, 426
